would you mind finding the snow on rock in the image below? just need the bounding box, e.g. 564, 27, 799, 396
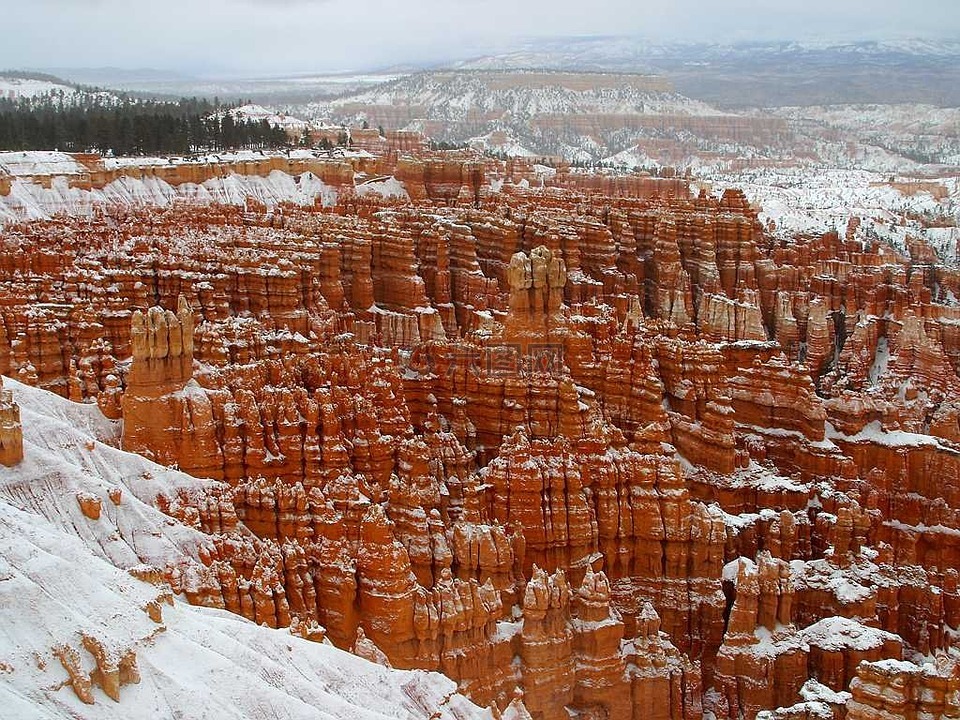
100, 175, 181, 208
0, 375, 493, 719
826, 419, 942, 448
704, 166, 959, 265
0, 171, 338, 225
532, 164, 556, 179
788, 553, 883, 607
0, 376, 213, 570
926, 226, 960, 264
355, 176, 409, 200
768, 104, 960, 164
0, 503, 490, 719
102, 157, 174, 170
799, 617, 900, 652
321, 71, 723, 123
602, 144, 661, 171
468, 131, 539, 158
756, 701, 834, 720
0, 151, 88, 177
863, 658, 922, 673
798, 678, 851, 706
230, 104, 310, 134
867, 337, 890, 387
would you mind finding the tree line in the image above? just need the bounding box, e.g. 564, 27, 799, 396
0, 93, 291, 155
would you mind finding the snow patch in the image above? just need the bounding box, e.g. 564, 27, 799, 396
355, 176, 409, 200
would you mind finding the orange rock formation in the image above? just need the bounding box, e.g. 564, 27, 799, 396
2, 158, 960, 719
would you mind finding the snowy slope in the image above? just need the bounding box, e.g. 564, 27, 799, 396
0, 502, 492, 720
301, 70, 728, 162
771, 104, 960, 135
355, 176, 409, 199
763, 104, 960, 168
468, 131, 539, 158
0, 76, 77, 101
0, 377, 213, 572
0, 376, 497, 719
0, 76, 120, 107
230, 104, 310, 133
702, 167, 959, 264
601, 145, 661, 171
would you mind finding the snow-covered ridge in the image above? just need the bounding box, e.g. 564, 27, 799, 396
601, 144, 661, 171
760, 104, 960, 169
229, 103, 310, 133
769, 104, 960, 134
355, 176, 409, 200
0, 148, 362, 177
0, 76, 77, 101
0, 377, 211, 572
320, 70, 724, 122
0, 170, 339, 225
0, 376, 495, 719
0, 75, 121, 108
799, 617, 900, 652
297, 69, 732, 164
468, 130, 539, 158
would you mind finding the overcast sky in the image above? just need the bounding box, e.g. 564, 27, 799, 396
3, 0, 959, 76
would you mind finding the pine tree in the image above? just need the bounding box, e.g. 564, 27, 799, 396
0, 92, 291, 155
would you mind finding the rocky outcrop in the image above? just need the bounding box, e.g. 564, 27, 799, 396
715, 554, 806, 720
122, 296, 224, 478
53, 636, 140, 705
800, 617, 902, 692
846, 657, 960, 720
0, 377, 23, 466
624, 601, 703, 720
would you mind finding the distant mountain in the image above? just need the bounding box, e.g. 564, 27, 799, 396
452, 37, 960, 107
27, 68, 407, 104
292, 64, 958, 170
0, 69, 75, 85
324, 70, 717, 124
26, 37, 960, 108
454, 37, 960, 71
40, 67, 197, 87
0, 71, 134, 111
310, 69, 727, 160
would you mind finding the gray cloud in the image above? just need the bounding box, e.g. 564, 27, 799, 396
1, 0, 958, 75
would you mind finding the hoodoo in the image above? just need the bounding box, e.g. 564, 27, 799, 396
0, 376, 23, 466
